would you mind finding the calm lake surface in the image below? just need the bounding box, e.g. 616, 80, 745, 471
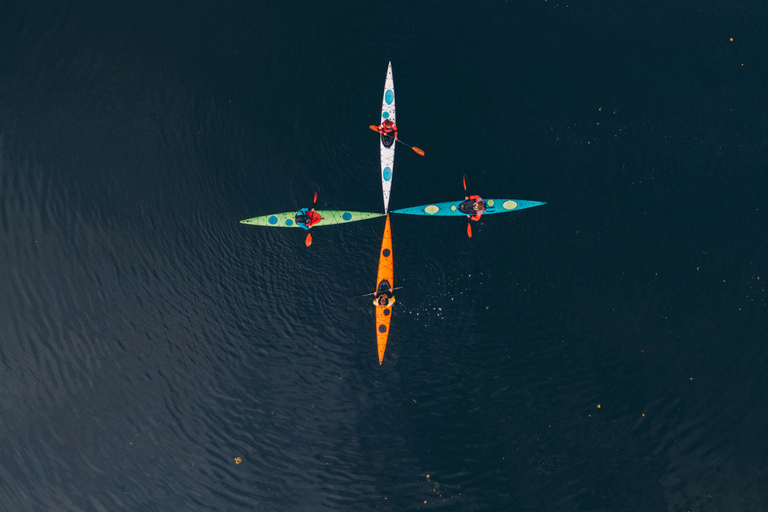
1, 1, 767, 510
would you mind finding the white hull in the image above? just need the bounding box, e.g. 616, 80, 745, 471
379, 61, 396, 213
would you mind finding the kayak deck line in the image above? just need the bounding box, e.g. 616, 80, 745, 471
240, 210, 384, 227
375, 214, 394, 364
390, 199, 547, 217
379, 61, 396, 213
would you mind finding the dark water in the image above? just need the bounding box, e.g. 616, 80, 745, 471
2, 1, 767, 510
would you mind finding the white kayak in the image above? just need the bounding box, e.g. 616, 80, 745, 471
379, 61, 396, 213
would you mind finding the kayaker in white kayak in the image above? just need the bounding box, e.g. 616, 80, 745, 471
378, 119, 398, 140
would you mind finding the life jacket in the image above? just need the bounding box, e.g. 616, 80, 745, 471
296, 208, 322, 228
379, 121, 397, 134
459, 195, 485, 220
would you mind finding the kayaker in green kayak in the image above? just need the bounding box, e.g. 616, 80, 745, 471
295, 207, 321, 230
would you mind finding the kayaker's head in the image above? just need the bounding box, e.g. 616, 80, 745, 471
296, 213, 308, 223
475, 200, 486, 211
384, 119, 393, 127
378, 295, 389, 306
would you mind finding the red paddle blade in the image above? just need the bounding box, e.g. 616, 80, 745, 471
305, 233, 313, 247
467, 223, 472, 238
463, 176, 467, 191
313, 191, 317, 204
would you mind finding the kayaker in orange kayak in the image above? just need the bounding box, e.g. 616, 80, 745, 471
460, 195, 486, 221
378, 119, 398, 140
295, 207, 321, 230
373, 284, 396, 306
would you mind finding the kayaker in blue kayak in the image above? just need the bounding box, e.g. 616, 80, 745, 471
460, 195, 486, 221
295, 207, 321, 230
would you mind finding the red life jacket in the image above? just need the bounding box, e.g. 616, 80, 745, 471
379, 121, 397, 134
468, 195, 485, 221
305, 211, 321, 227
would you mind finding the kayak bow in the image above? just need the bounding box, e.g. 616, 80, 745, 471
240, 210, 384, 227
379, 61, 396, 213
391, 199, 546, 216
375, 214, 394, 364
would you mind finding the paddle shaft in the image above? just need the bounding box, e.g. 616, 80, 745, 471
463, 175, 472, 238
305, 191, 318, 246
354, 286, 404, 299
368, 125, 424, 156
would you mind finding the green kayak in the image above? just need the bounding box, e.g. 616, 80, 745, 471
240, 210, 384, 228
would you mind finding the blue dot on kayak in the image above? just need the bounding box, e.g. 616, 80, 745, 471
385, 90, 394, 104
384, 309, 391, 316
379, 325, 387, 333
382, 111, 389, 119
383, 249, 390, 257
268, 216, 277, 224
285, 219, 293, 226
342, 212, 352, 221
383, 167, 392, 181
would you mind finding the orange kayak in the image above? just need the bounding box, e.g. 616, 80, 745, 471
375, 214, 394, 364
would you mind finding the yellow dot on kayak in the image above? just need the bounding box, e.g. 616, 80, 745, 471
502, 200, 517, 210
234, 457, 242, 464
597, 404, 601, 408
425, 205, 439, 215
487, 199, 495, 207
450, 205, 457, 211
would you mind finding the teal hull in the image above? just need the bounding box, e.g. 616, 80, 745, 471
240, 210, 384, 228
391, 199, 546, 216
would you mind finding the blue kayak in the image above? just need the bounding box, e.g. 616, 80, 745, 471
391, 198, 546, 216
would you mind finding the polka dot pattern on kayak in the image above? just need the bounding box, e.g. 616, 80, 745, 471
268, 216, 278, 224
285, 219, 293, 226
342, 212, 352, 221
383, 167, 392, 181
379, 325, 387, 333
383, 249, 390, 257
384, 309, 390, 316
382, 111, 389, 119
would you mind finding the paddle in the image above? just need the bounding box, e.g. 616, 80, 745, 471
305, 191, 318, 247
353, 286, 404, 299
368, 125, 424, 156
463, 175, 472, 238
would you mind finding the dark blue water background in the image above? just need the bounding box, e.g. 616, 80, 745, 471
1, 1, 767, 510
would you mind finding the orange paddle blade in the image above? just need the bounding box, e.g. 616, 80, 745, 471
412, 147, 425, 156
305, 233, 312, 247
467, 223, 472, 238
463, 175, 467, 191
369, 125, 379, 132
313, 191, 317, 203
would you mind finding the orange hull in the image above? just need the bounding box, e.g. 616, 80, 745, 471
375, 214, 394, 364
